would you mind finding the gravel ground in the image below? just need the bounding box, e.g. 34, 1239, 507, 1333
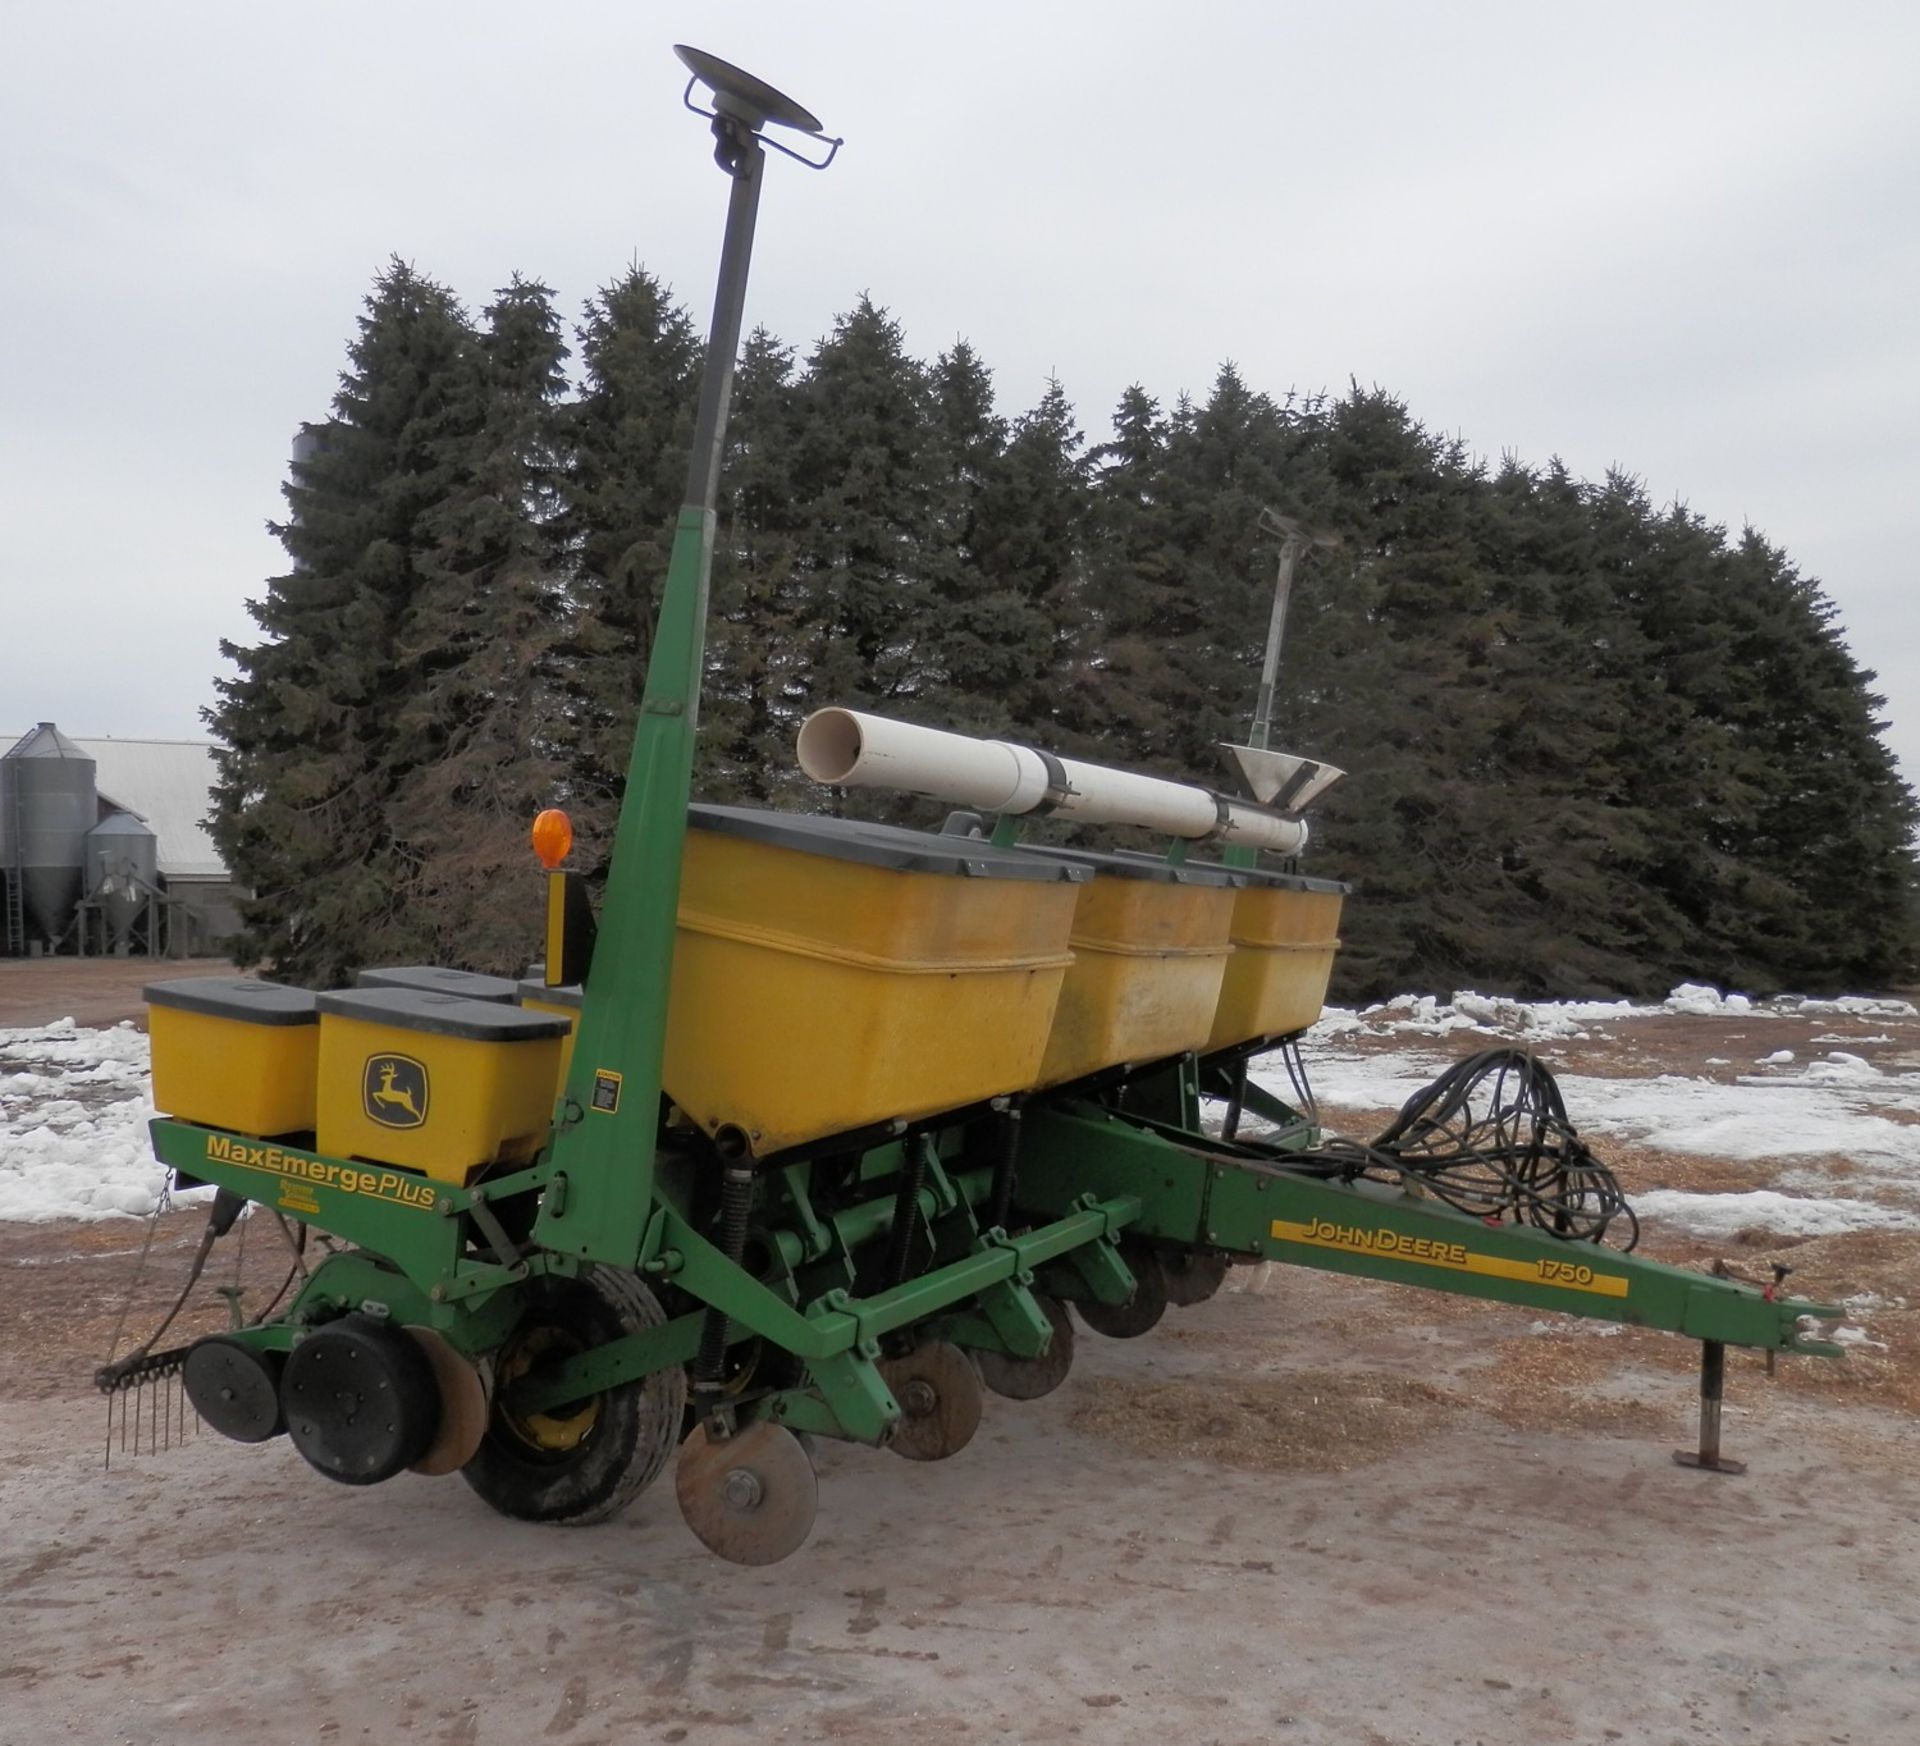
1, 962, 1916, 1745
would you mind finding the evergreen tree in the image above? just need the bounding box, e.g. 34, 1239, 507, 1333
1644, 522, 1918, 990
208, 260, 484, 983
1463, 458, 1689, 991
552, 266, 701, 862
704, 326, 808, 802
380, 275, 572, 971
1298, 388, 1502, 992
940, 372, 1082, 738
214, 263, 1918, 1002
926, 339, 1005, 576
1080, 365, 1327, 778
1072, 384, 1181, 753
918, 340, 1015, 734
784, 297, 944, 742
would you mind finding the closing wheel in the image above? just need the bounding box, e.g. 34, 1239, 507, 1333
1075, 1248, 1169, 1339
974, 1295, 1074, 1401
461, 1266, 686, 1525
878, 1339, 983, 1461
405, 1327, 490, 1477
676, 1420, 819, 1566
1161, 1249, 1231, 1308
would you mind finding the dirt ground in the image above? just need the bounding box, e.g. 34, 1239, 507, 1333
1, 963, 1917, 1745
0, 956, 235, 1029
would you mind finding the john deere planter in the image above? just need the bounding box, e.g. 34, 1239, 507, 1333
108, 45, 1844, 1564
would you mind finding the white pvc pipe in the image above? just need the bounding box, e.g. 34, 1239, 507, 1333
795, 708, 1310, 855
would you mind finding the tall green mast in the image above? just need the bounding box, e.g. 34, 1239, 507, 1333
536, 49, 840, 1261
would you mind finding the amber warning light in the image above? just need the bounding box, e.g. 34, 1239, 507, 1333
531, 809, 573, 870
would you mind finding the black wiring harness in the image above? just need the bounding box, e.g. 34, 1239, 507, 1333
1296, 1047, 1640, 1250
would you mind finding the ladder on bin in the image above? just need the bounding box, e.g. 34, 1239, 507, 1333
4, 781, 24, 955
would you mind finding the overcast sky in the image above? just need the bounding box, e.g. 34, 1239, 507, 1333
4, 2, 1916, 797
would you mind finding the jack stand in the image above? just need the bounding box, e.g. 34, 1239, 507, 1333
1673, 1339, 1747, 1475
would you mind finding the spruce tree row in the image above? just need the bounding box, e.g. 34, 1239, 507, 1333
209, 259, 1918, 998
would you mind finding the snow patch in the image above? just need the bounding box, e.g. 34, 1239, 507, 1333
0, 1018, 186, 1221
1631, 1189, 1920, 1240
1780, 995, 1918, 1020
1526, 1318, 1622, 1338
1665, 983, 1755, 1016
1327, 986, 1915, 1046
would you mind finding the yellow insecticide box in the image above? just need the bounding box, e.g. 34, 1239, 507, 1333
516, 976, 582, 1100
1204, 868, 1347, 1050
145, 977, 320, 1137
357, 965, 519, 1003
1015, 848, 1238, 1087
664, 806, 1086, 1156
314, 988, 568, 1184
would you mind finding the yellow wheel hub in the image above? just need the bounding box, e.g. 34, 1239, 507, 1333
497, 1325, 600, 1453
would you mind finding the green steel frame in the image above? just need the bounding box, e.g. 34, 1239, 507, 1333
155, 1044, 1841, 1454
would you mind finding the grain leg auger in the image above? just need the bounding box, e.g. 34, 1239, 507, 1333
118, 45, 1845, 1566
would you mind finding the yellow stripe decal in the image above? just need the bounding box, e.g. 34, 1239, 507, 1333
1269, 1216, 1629, 1298
203, 1134, 439, 1211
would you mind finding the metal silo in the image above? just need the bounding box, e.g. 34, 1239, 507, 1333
85, 810, 159, 949
289, 424, 329, 469
3, 724, 97, 948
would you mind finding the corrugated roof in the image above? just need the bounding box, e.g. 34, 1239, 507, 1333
2, 734, 228, 880
82, 738, 227, 879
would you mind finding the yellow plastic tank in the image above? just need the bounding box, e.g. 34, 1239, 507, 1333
314, 987, 568, 1183
662, 806, 1085, 1155
1203, 865, 1348, 1050
1013, 847, 1239, 1088
145, 977, 320, 1137
357, 965, 519, 1003
516, 976, 582, 1100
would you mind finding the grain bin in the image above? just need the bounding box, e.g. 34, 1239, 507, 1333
2, 724, 97, 947
84, 811, 159, 948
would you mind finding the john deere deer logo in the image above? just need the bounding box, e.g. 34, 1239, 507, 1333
363, 1054, 429, 1129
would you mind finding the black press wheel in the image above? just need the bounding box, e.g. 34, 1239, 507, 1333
461, 1266, 686, 1525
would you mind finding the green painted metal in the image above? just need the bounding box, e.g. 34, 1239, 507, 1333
536, 121, 769, 1268
1016, 1102, 1842, 1353
150, 1119, 460, 1289
187, 1251, 531, 1363
798, 1347, 901, 1444
763, 1390, 858, 1439
149, 1119, 567, 1309
534, 509, 713, 1265
286, 1252, 529, 1354
507, 1306, 710, 1410
1218, 1165, 1840, 1352
511, 1190, 1140, 1417
1196, 1060, 1320, 1142
1117, 1056, 1209, 1132
1037, 1227, 1139, 1308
